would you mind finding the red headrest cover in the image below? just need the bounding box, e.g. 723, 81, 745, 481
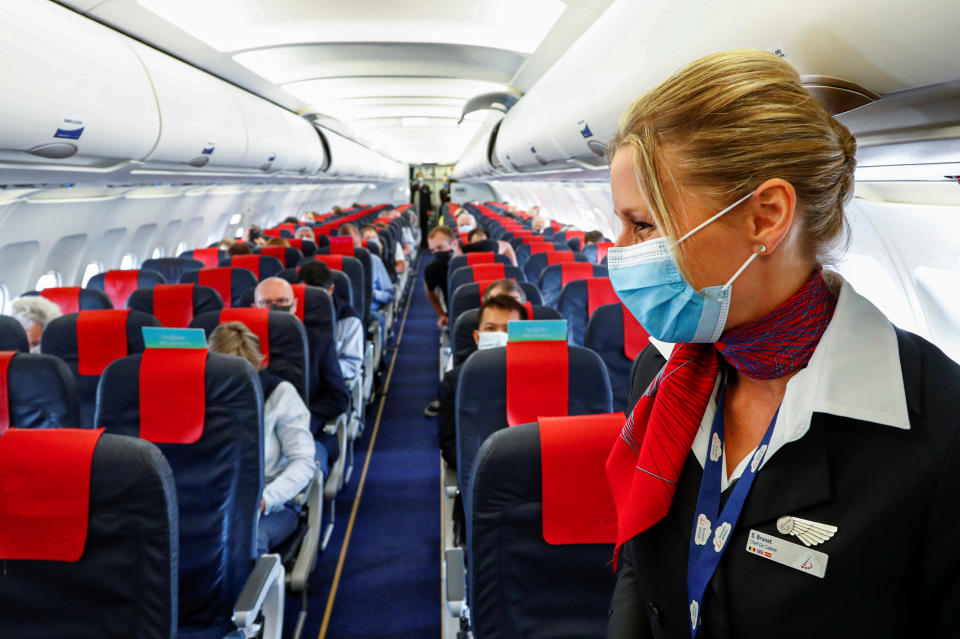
506, 340, 568, 427
0, 351, 13, 434
315, 254, 344, 270
220, 308, 270, 366
522, 302, 534, 319
596, 242, 614, 264
231, 255, 262, 280
278, 223, 296, 233
139, 348, 207, 443
0, 427, 104, 561
198, 268, 234, 309
529, 243, 556, 255
540, 413, 623, 544
623, 304, 650, 360
291, 284, 306, 322
466, 252, 496, 265
471, 263, 505, 280
263, 228, 282, 238
153, 284, 195, 328
287, 238, 303, 250
192, 248, 221, 268
586, 278, 619, 317
329, 237, 355, 256
260, 246, 289, 265
546, 252, 576, 266
77, 309, 130, 376
560, 263, 595, 287
41, 287, 81, 314
103, 270, 140, 309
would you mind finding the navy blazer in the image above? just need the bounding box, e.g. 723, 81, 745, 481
608, 329, 960, 638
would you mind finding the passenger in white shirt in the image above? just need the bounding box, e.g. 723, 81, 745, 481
208, 321, 317, 555
296, 261, 365, 381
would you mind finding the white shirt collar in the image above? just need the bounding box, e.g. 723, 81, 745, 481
692, 274, 910, 489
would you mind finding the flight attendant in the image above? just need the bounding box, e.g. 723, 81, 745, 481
604, 50, 960, 638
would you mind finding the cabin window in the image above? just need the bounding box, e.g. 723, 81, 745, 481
206, 234, 219, 247
229, 214, 242, 225
81, 262, 103, 287
175, 241, 188, 256
235, 227, 245, 239
151, 246, 165, 259
120, 253, 138, 270
914, 266, 960, 364
35, 271, 61, 291
0, 283, 7, 314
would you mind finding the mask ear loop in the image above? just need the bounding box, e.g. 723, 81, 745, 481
722, 244, 766, 291
677, 190, 755, 244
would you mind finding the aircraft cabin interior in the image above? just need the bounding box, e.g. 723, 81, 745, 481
1, 1, 959, 638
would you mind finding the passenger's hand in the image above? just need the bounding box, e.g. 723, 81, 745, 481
437, 314, 449, 329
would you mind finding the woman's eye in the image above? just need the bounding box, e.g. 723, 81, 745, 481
632, 220, 654, 232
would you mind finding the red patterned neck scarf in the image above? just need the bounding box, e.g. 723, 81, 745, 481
605, 270, 837, 560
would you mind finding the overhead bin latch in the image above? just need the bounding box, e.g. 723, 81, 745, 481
458, 92, 521, 124
27, 142, 78, 159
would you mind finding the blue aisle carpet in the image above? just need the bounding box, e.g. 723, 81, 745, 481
285, 258, 441, 639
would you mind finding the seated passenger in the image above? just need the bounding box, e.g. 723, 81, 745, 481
253, 278, 350, 433
423, 226, 462, 329
245, 225, 267, 246
10, 296, 62, 353
339, 223, 394, 310
295, 226, 316, 242
228, 242, 253, 256
266, 237, 289, 247
389, 209, 416, 254
362, 223, 405, 275
583, 230, 604, 246
531, 216, 547, 234
302, 211, 317, 223
296, 261, 364, 381
218, 238, 237, 251
467, 228, 518, 266
208, 321, 316, 554
482, 278, 527, 304
437, 295, 528, 469
281, 216, 299, 225
456, 212, 478, 235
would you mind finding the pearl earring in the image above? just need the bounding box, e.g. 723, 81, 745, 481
757, 244, 767, 254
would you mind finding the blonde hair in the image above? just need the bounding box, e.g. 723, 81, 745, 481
208, 321, 263, 369
610, 49, 856, 269
11, 296, 62, 327
266, 237, 289, 247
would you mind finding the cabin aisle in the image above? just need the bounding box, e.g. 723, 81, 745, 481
289, 257, 442, 639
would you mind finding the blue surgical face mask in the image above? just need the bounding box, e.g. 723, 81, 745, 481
459, 224, 476, 234
477, 331, 509, 350
607, 191, 759, 344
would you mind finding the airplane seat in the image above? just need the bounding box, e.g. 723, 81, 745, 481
0, 429, 178, 639
319, 244, 374, 324
128, 284, 225, 328
515, 242, 563, 269
556, 277, 620, 346
627, 343, 669, 415
24, 287, 113, 312
538, 263, 608, 308
448, 281, 543, 326
278, 266, 354, 312
467, 420, 618, 639
220, 255, 285, 282
451, 305, 562, 367
447, 264, 525, 307
582, 241, 613, 265
584, 303, 651, 414
361, 238, 382, 260
142, 257, 205, 285
41, 309, 160, 427
179, 267, 259, 309
286, 238, 318, 258
0, 315, 29, 351
256, 245, 303, 269
447, 252, 510, 278
86, 268, 166, 308
96, 351, 285, 639
179, 248, 225, 268
0, 351, 78, 429
299, 255, 366, 320
522, 251, 589, 284
455, 342, 612, 509
564, 230, 586, 252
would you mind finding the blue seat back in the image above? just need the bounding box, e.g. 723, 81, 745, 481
2, 352, 78, 429
455, 346, 612, 503
585, 303, 633, 414
448, 264, 525, 306
96, 352, 261, 632
219, 255, 285, 282
142, 257, 204, 284
468, 422, 616, 638
317, 246, 373, 325
538, 264, 608, 309
0, 315, 28, 351
41, 310, 160, 426
522, 251, 589, 283
449, 282, 543, 325
556, 279, 607, 347
299, 255, 366, 322
255, 245, 302, 269
278, 266, 354, 312
189, 310, 309, 401
0, 432, 178, 639
128, 285, 224, 326
23, 288, 113, 311
452, 305, 562, 368
86, 269, 166, 308
179, 267, 259, 308
447, 253, 510, 279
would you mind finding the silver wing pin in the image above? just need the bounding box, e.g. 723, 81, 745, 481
776, 516, 838, 547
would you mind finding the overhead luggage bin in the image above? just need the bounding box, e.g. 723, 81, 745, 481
0, 2, 159, 176
281, 111, 327, 175
486, 0, 960, 177
132, 43, 248, 171
452, 116, 503, 180
234, 89, 292, 173
320, 127, 406, 181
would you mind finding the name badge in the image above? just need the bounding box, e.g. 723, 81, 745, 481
746, 529, 828, 578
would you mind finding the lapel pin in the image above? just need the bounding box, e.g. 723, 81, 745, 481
776, 516, 837, 547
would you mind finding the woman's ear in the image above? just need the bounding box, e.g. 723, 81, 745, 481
748, 178, 797, 253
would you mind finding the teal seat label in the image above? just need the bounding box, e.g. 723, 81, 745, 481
142, 327, 208, 349
508, 320, 568, 342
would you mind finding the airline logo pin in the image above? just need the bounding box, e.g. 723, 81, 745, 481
776, 516, 838, 547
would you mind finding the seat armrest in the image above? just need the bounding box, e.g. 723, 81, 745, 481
289, 472, 324, 591
232, 553, 285, 639
444, 465, 459, 498
323, 412, 347, 436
